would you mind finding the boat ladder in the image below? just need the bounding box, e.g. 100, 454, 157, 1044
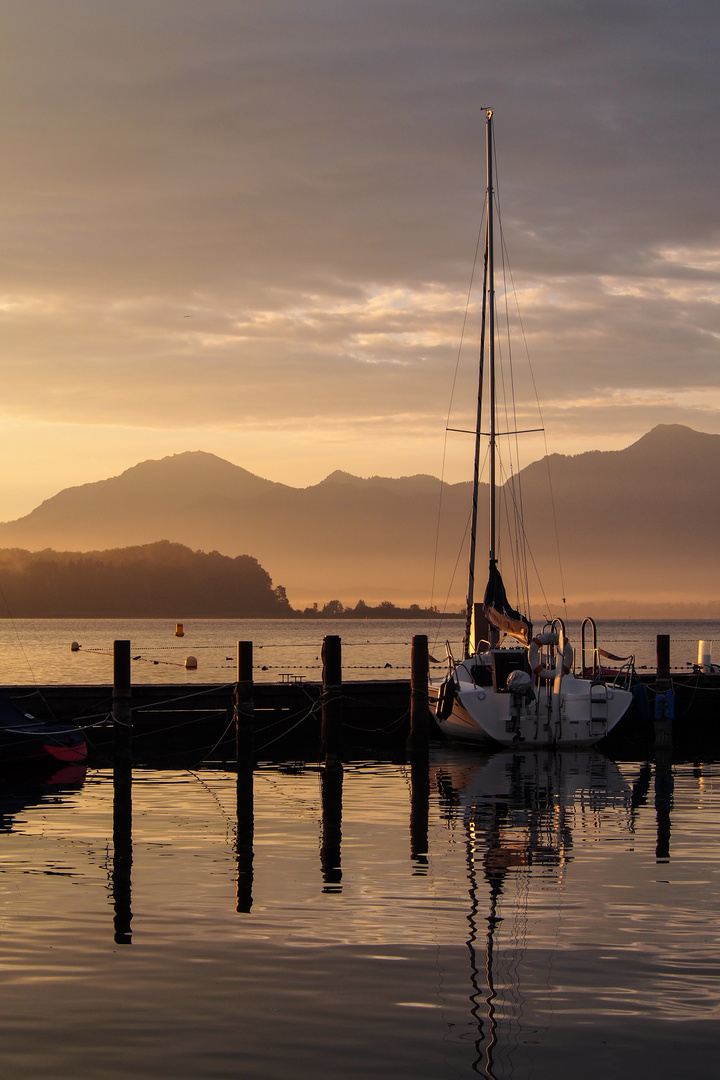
590, 682, 609, 734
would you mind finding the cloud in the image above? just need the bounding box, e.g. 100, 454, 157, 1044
0, 0, 718, 517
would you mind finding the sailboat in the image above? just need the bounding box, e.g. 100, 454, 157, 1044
430, 110, 634, 748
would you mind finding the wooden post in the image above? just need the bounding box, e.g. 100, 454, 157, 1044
654, 637, 674, 861
321, 635, 342, 762
406, 635, 430, 753
113, 639, 132, 767
654, 633, 673, 751
235, 641, 254, 760
656, 635, 671, 683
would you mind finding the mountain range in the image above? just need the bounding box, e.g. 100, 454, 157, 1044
0, 424, 717, 616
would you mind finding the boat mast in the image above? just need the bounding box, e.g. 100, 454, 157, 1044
486, 110, 499, 648
463, 108, 495, 659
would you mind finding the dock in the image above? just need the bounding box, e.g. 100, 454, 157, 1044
5, 678, 413, 765
4, 664, 720, 764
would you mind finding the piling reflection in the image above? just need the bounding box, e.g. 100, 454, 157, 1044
320, 761, 343, 893
654, 754, 674, 861
112, 762, 133, 945
433, 749, 634, 1080
409, 753, 429, 874
236, 758, 255, 912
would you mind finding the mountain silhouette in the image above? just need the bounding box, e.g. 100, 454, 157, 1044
0, 426, 717, 613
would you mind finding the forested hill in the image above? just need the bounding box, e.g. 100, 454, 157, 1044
1, 426, 718, 612
0, 542, 293, 618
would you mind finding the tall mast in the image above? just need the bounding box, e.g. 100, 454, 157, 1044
487, 110, 496, 574
463, 108, 493, 659
486, 110, 499, 649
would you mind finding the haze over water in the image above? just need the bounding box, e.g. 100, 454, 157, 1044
1, 618, 718, 687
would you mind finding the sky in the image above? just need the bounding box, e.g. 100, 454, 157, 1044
1, 0, 719, 520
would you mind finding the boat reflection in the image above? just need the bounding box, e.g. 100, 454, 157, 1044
432, 749, 633, 1079
0, 763, 87, 834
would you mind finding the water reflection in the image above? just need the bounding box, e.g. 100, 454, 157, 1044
0, 763, 86, 833
409, 753, 429, 874
320, 761, 343, 892
2, 751, 720, 1080
433, 750, 633, 1079
112, 762, 133, 944
235, 757, 254, 912
654, 753, 674, 862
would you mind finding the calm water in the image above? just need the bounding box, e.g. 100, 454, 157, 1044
0, 618, 717, 686
0, 750, 718, 1078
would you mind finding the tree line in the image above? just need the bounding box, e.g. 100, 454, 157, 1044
296, 599, 444, 619
0, 543, 448, 619
0, 542, 291, 618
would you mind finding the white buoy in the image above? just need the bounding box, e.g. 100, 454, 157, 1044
698, 640, 712, 670
185, 655, 198, 670
175, 623, 185, 637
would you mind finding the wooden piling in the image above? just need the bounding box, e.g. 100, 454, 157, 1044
321, 635, 343, 761
235, 640, 254, 760
112, 639, 132, 767
656, 635, 671, 683
406, 634, 430, 753
654, 633, 674, 751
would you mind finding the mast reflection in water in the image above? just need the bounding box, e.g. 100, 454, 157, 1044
435, 750, 635, 1078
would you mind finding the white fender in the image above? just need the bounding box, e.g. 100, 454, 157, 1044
529, 633, 573, 679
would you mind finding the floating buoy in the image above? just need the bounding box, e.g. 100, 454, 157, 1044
175, 623, 185, 637
70, 641, 80, 652
185, 655, 198, 670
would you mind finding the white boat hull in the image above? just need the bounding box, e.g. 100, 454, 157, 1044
430, 671, 633, 748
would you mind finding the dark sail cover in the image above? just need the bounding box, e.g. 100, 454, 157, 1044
483, 564, 532, 646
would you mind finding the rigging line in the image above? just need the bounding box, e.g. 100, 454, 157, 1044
501, 458, 531, 616
431, 509, 474, 656
495, 190, 533, 616
0, 579, 59, 721
494, 145, 563, 616
430, 199, 488, 619
495, 463, 553, 617
186, 767, 239, 836
492, 132, 521, 490
501, 243, 568, 616
496, 458, 527, 615
430, 443, 489, 655
492, 440, 526, 615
